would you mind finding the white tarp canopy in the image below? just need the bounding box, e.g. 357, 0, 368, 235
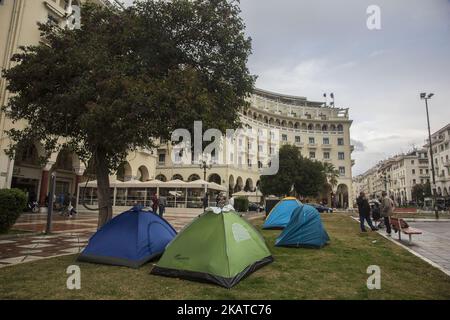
82, 179, 226, 191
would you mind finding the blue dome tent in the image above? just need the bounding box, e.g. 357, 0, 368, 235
275, 205, 330, 248
78, 207, 176, 268
262, 197, 302, 229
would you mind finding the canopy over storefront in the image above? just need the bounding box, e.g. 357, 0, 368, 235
78, 179, 227, 211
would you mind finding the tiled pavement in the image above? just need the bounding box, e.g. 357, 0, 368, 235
400, 221, 450, 274
0, 211, 198, 268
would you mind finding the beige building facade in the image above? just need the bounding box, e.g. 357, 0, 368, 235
353, 149, 430, 205
156, 88, 355, 208
426, 123, 450, 197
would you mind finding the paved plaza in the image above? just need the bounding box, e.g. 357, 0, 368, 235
403, 221, 450, 274
0, 211, 197, 268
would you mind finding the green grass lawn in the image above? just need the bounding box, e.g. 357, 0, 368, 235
1, 214, 449, 300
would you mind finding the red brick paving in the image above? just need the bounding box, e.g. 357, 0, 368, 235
0, 211, 195, 267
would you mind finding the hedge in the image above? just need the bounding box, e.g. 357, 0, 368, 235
0, 188, 27, 233
234, 197, 249, 212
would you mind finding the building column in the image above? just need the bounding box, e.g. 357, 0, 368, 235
38, 162, 55, 207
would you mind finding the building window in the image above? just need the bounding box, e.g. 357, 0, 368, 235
323, 137, 329, 145
338, 152, 345, 160
323, 152, 330, 159
412, 169, 415, 175
339, 166, 346, 176
338, 138, 344, 146
411, 160, 415, 165
309, 137, 315, 144
309, 152, 316, 159
158, 153, 166, 165
295, 136, 301, 143
270, 147, 274, 155
258, 144, 263, 152
282, 134, 288, 141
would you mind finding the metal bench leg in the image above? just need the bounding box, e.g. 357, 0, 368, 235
409, 234, 412, 244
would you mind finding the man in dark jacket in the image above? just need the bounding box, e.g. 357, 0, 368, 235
356, 192, 378, 232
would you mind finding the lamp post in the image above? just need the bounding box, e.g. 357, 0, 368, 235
421, 92, 439, 219
199, 156, 212, 208
199, 158, 212, 181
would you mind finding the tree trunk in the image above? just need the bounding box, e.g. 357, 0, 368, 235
95, 149, 113, 229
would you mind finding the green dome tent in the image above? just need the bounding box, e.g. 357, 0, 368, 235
151, 206, 273, 288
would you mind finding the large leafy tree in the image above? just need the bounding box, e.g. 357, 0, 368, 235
259, 145, 327, 198
2, 0, 255, 227
259, 145, 300, 197
411, 182, 432, 203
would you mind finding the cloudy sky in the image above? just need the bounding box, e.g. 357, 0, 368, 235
123, 0, 450, 176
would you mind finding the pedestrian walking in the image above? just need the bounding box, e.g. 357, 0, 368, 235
356, 192, 378, 232
159, 195, 167, 218
380, 191, 395, 236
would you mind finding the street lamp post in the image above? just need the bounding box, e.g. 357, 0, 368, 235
199, 159, 212, 181
421, 92, 439, 219
199, 157, 212, 207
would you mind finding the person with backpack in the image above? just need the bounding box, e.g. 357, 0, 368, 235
380, 191, 395, 236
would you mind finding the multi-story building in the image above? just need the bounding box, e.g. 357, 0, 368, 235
425, 123, 450, 198
353, 149, 430, 205
156, 88, 355, 208
0, 0, 157, 209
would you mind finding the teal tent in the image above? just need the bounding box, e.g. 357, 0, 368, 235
263, 197, 302, 229
275, 204, 330, 248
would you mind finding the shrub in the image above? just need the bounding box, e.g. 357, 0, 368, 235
0, 188, 27, 233
234, 197, 249, 212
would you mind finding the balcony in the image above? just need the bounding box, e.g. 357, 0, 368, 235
308, 143, 317, 148
322, 144, 332, 150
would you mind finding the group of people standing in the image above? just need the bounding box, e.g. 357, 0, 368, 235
356, 191, 395, 235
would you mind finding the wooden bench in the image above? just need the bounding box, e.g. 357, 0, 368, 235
390, 217, 422, 244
